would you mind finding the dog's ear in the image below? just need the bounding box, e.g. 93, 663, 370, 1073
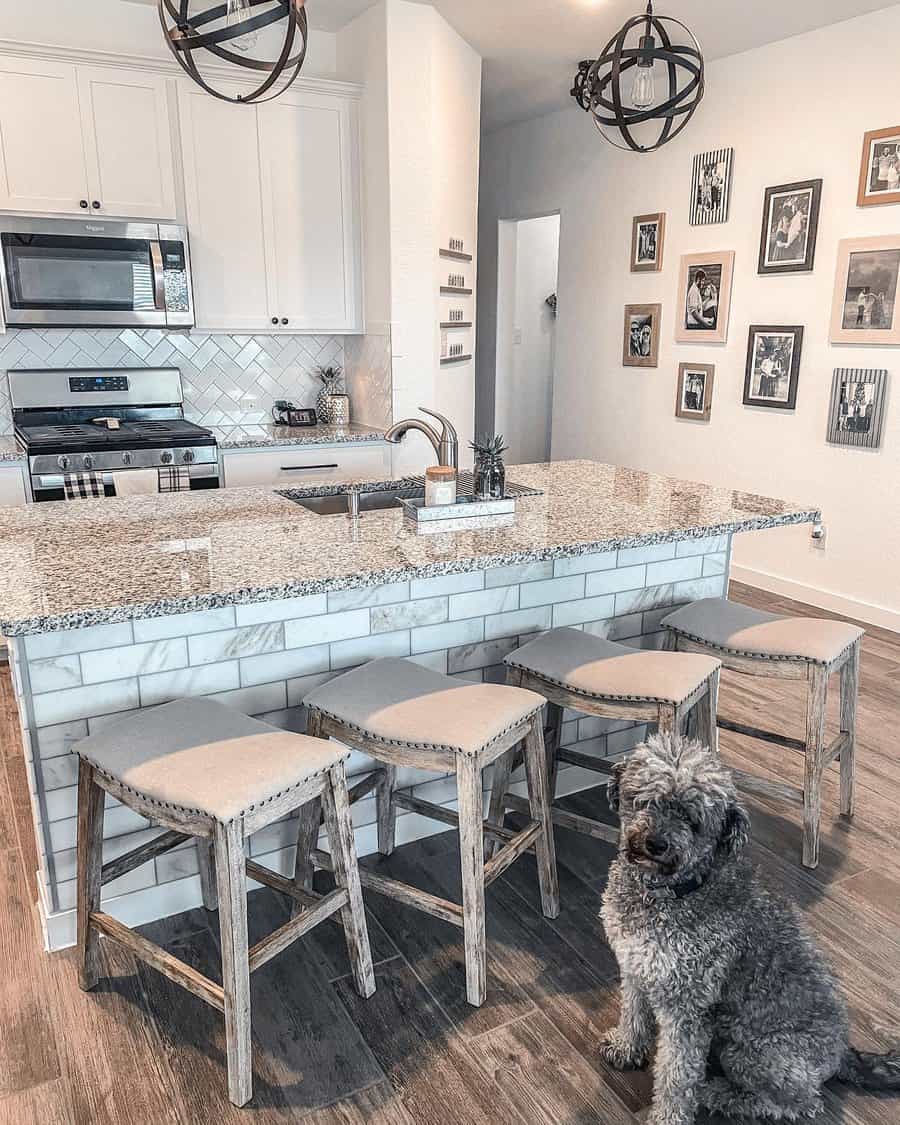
607, 761, 627, 815
719, 799, 751, 856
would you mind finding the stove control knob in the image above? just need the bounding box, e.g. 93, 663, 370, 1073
160, 450, 173, 465
122, 451, 133, 466
57, 455, 71, 471
82, 454, 94, 470
182, 449, 195, 464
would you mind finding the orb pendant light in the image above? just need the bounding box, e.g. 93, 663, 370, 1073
571, 0, 704, 153
157, 0, 309, 104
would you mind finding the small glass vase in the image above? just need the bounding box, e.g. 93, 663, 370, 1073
473, 457, 505, 501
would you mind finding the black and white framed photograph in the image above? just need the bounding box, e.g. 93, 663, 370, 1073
858, 126, 900, 207
826, 369, 888, 449
758, 179, 822, 275
676, 363, 715, 420
689, 147, 734, 225
631, 212, 666, 272
675, 250, 735, 344
622, 303, 662, 367
830, 235, 900, 345
743, 326, 804, 410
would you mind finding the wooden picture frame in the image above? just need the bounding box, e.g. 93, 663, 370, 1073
857, 126, 900, 208
676, 363, 714, 421
758, 179, 822, 275
743, 325, 804, 410
623, 303, 661, 368
675, 251, 735, 344
689, 148, 734, 225
830, 235, 900, 345
631, 213, 666, 272
826, 368, 888, 449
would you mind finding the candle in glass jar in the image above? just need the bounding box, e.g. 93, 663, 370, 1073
424, 465, 458, 507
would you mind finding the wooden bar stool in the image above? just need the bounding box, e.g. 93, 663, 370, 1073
74, 697, 375, 1107
491, 627, 722, 846
661, 597, 864, 868
295, 657, 559, 1008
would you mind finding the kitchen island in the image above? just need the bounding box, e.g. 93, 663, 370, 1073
0, 460, 818, 950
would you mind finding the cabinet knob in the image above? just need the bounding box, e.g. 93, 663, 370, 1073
79, 200, 88, 209
92, 201, 101, 210
281, 318, 289, 326
271, 317, 279, 325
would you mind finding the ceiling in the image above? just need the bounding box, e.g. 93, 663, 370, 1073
134, 1, 897, 131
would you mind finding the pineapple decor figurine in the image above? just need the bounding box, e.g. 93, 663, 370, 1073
315, 365, 344, 424
470, 433, 508, 501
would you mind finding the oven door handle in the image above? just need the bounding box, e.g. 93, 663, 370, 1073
149, 241, 166, 312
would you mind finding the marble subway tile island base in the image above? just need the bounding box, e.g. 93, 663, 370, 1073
0, 461, 818, 950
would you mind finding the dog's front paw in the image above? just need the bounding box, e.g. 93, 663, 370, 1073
598, 1031, 648, 1070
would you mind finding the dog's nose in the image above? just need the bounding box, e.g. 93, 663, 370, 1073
644, 835, 668, 857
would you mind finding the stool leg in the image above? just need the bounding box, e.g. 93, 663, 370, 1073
322, 761, 376, 999
456, 754, 487, 1007
839, 643, 860, 819
523, 715, 560, 920
197, 839, 218, 911
802, 666, 828, 869
214, 817, 253, 1107
76, 760, 105, 992
658, 704, 677, 737
545, 701, 564, 797
486, 747, 517, 858
376, 765, 398, 857
293, 797, 322, 900
694, 670, 720, 754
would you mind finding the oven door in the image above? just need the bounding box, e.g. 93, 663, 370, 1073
30, 463, 220, 502
0, 218, 192, 329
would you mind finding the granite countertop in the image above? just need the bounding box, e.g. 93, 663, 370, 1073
214, 422, 387, 449
0, 437, 25, 463
0, 460, 820, 636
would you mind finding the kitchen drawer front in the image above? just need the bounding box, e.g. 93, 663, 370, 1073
222, 444, 391, 489
0, 465, 27, 507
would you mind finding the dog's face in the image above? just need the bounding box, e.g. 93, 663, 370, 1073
608, 734, 750, 879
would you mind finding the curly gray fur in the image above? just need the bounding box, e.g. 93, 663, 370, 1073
599, 733, 900, 1125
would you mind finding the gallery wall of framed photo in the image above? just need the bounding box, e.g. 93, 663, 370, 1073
476, 4, 900, 626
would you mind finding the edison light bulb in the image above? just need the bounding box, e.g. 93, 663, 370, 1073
631, 64, 656, 109
225, 0, 260, 53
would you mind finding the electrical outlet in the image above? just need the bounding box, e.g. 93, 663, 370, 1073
811, 522, 827, 550
512, 327, 523, 345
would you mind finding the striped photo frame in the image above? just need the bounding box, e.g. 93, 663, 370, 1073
826, 368, 888, 449
690, 147, 734, 226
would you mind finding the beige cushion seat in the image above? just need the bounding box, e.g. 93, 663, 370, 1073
72, 697, 347, 823
504, 627, 720, 705
302, 657, 545, 757
661, 598, 864, 667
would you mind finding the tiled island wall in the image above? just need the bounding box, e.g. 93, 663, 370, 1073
9, 536, 729, 950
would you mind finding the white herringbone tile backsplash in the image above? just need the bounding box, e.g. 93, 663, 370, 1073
0, 329, 344, 438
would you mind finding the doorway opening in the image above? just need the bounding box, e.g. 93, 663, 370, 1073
494, 213, 561, 464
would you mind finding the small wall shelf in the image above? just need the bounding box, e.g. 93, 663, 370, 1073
439, 248, 473, 262
440, 321, 473, 329
441, 353, 472, 365
440, 286, 472, 295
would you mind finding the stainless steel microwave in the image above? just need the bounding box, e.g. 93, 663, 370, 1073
0, 217, 194, 329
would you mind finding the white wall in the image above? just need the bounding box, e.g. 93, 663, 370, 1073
477, 6, 900, 629
495, 214, 560, 463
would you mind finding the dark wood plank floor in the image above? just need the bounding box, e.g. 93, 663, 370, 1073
1, 582, 898, 1125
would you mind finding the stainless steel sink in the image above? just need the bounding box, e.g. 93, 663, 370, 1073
285, 486, 424, 516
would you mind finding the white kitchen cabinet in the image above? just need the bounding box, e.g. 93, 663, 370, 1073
0, 465, 27, 507
180, 82, 364, 334
223, 444, 391, 490
0, 56, 178, 219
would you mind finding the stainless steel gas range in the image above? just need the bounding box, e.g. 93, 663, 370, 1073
10, 367, 219, 502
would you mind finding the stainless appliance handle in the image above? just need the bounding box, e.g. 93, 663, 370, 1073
149, 241, 166, 311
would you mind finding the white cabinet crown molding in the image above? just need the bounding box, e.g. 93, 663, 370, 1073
0, 38, 363, 100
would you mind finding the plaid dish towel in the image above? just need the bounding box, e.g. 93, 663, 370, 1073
158, 466, 192, 493
63, 472, 106, 499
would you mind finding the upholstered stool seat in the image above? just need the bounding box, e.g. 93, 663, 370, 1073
661, 598, 864, 869
298, 657, 559, 1008
492, 628, 722, 846
74, 698, 375, 1107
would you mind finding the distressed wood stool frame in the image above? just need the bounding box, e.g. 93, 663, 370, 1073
489, 664, 721, 847
663, 629, 862, 869
295, 707, 560, 1009
76, 755, 375, 1108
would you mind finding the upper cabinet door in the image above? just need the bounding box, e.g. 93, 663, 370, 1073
0, 58, 90, 213
78, 67, 178, 219
258, 92, 363, 333
178, 85, 272, 333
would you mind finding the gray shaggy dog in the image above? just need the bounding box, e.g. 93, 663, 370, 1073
600, 733, 900, 1125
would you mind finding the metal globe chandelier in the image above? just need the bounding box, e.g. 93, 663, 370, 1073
157, 0, 309, 104
571, 1, 704, 153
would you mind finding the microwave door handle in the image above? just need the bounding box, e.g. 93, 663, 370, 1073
149, 241, 166, 311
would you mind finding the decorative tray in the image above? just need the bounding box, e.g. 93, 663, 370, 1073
399, 494, 516, 523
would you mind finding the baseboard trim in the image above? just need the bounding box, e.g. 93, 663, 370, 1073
730, 565, 900, 633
